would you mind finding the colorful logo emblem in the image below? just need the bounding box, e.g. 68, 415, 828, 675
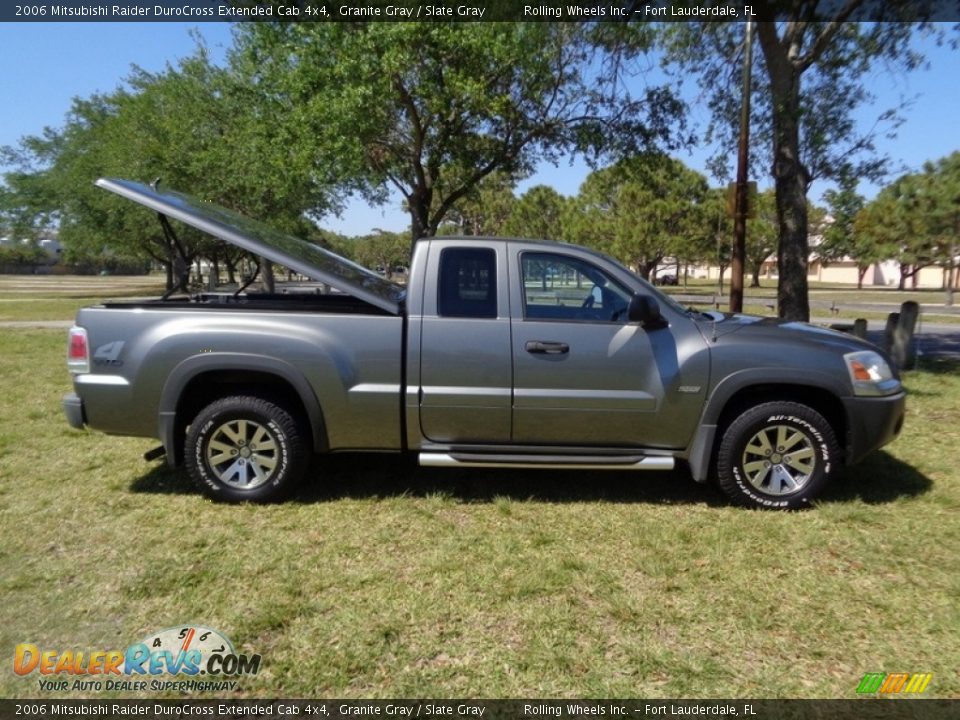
856, 672, 932, 695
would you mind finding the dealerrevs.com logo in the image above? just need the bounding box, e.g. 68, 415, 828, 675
13, 626, 261, 693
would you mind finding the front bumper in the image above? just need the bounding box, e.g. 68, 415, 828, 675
62, 392, 87, 429
843, 391, 906, 465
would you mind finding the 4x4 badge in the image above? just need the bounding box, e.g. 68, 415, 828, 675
94, 341, 125, 366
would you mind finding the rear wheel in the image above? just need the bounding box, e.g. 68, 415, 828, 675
185, 395, 308, 503
716, 401, 839, 510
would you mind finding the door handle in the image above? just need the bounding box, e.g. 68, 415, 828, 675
525, 340, 569, 355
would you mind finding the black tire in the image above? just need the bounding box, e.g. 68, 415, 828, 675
716, 401, 839, 510
184, 395, 309, 503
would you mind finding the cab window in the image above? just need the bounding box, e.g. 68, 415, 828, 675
521, 252, 631, 322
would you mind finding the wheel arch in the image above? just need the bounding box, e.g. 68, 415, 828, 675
158, 354, 328, 466
688, 372, 848, 482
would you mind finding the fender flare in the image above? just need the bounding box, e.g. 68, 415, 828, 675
157, 353, 328, 466
686, 368, 850, 482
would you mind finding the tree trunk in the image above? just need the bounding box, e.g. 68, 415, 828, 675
749, 262, 761, 288
857, 265, 868, 290
408, 190, 432, 249
261, 258, 276, 293
638, 259, 659, 281
772, 101, 810, 319
947, 246, 956, 307
758, 24, 811, 322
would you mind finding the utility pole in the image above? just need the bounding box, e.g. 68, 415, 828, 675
730, 19, 754, 313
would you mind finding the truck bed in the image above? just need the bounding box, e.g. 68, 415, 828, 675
74, 301, 405, 452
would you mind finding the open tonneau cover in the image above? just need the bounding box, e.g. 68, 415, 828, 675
96, 177, 404, 315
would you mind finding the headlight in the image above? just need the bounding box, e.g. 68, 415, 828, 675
843, 350, 900, 396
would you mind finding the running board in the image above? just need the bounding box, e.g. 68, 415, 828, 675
418, 452, 674, 471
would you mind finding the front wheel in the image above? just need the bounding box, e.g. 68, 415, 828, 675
716, 402, 839, 510
184, 395, 309, 503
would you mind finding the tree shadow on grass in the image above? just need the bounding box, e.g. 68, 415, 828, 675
130, 449, 932, 507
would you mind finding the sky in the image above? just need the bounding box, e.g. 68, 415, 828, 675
1, 21, 959, 237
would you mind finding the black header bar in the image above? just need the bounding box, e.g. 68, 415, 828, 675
4, 0, 960, 23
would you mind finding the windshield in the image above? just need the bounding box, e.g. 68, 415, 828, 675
95, 178, 405, 314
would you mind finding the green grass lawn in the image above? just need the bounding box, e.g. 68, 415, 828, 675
0, 275, 164, 322
1, 325, 958, 700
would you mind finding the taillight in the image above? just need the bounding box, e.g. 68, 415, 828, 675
67, 326, 90, 374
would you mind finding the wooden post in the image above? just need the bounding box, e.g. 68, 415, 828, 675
892, 301, 920, 370
852, 318, 867, 340
883, 313, 899, 355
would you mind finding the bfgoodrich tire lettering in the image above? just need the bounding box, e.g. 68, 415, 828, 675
184, 395, 308, 503
716, 401, 839, 510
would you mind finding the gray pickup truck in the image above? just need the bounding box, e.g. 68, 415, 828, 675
63, 178, 906, 509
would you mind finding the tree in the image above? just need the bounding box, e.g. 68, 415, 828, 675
820, 176, 879, 289
575, 154, 710, 280
236, 23, 684, 248
2, 43, 336, 291
745, 190, 779, 288
820, 176, 865, 263
854, 174, 938, 291
700, 188, 734, 294
444, 172, 517, 236
920, 152, 960, 304
504, 185, 571, 241
349, 230, 410, 280
661, 9, 941, 320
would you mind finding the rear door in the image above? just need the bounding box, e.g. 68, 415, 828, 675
418, 241, 512, 443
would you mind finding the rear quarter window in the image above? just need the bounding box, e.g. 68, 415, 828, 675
438, 248, 498, 318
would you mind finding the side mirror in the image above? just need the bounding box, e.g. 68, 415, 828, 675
628, 293, 666, 328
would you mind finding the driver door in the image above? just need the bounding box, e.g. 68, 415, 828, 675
509, 249, 665, 446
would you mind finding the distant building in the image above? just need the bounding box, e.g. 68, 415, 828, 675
686, 223, 955, 289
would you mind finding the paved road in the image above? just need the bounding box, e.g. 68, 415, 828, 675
810, 318, 960, 360
886, 322, 960, 360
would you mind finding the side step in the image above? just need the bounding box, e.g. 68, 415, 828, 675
418, 452, 674, 471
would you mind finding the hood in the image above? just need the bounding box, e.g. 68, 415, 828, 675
96, 178, 404, 315
697, 312, 878, 352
